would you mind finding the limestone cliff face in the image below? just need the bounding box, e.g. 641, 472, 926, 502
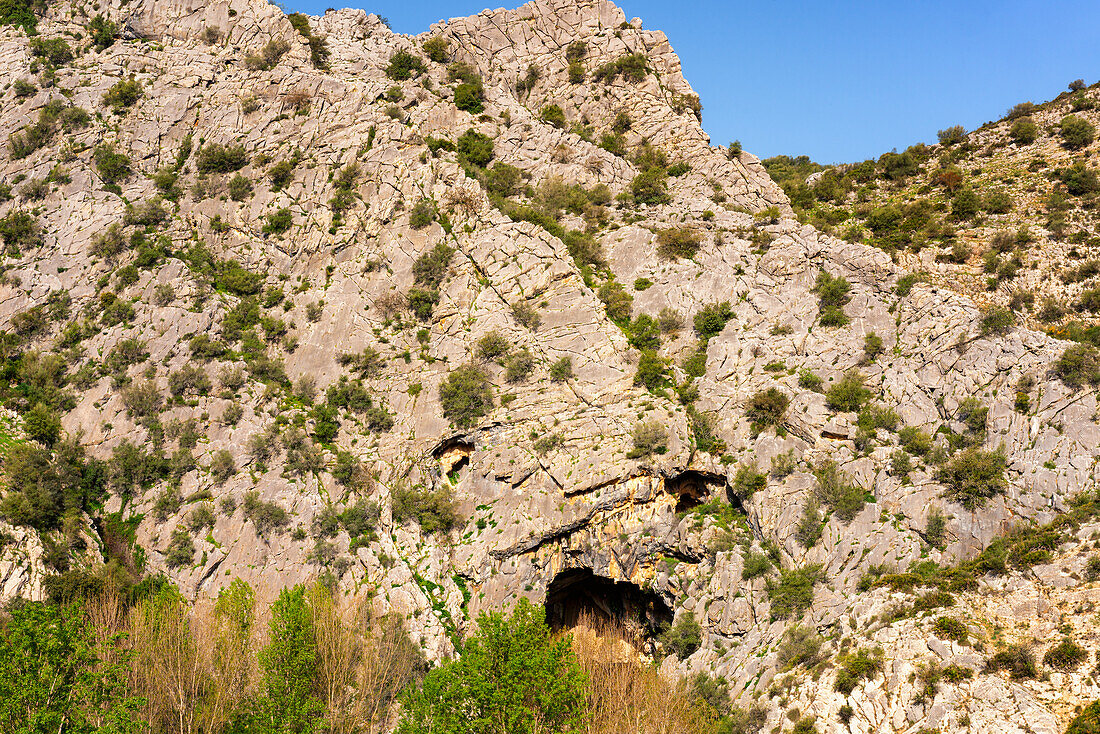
0, 1, 1097, 731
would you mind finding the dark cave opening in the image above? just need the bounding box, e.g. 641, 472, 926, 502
545, 569, 673, 644
666, 469, 728, 512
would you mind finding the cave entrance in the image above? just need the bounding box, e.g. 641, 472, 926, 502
666, 469, 727, 512
545, 569, 672, 646
433, 436, 473, 476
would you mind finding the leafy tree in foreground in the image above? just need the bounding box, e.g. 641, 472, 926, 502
0, 601, 144, 734
397, 598, 588, 734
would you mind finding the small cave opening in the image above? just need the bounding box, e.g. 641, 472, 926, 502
433, 436, 473, 476
545, 569, 673, 648
666, 469, 728, 513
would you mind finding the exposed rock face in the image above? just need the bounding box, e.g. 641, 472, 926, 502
1, 0, 1098, 730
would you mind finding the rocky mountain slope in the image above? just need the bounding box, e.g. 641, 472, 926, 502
1, 0, 1100, 732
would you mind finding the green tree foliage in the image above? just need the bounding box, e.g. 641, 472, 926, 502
103, 78, 144, 110
767, 565, 821, 619
391, 484, 459, 534
1061, 114, 1096, 150
1009, 117, 1039, 145
693, 301, 733, 340
825, 369, 872, 412
655, 227, 701, 259
660, 611, 702, 659
423, 36, 449, 63
0, 439, 104, 532
0, 0, 41, 32
229, 585, 326, 733
456, 129, 494, 167
1067, 701, 1100, 734
745, 388, 789, 432
439, 364, 493, 427
197, 143, 249, 173
398, 599, 587, 734
386, 50, 426, 80
936, 447, 1008, 510
812, 270, 851, 326
0, 601, 143, 733
1054, 344, 1100, 388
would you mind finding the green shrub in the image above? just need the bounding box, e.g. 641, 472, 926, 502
0, 0, 39, 32
268, 159, 295, 190
548, 357, 573, 382
485, 162, 524, 198
504, 349, 534, 383
263, 208, 293, 235
660, 612, 702, 660
985, 644, 1037, 679
412, 243, 455, 289
592, 53, 648, 84
655, 227, 701, 259
1058, 162, 1100, 196
242, 490, 290, 535
633, 350, 670, 392
538, 104, 567, 129
227, 173, 252, 201
439, 365, 493, 427
89, 14, 118, 50
936, 447, 1007, 510
741, 551, 773, 580
1061, 115, 1096, 150
775, 625, 823, 671
511, 301, 541, 331
767, 565, 821, 619
933, 616, 968, 644
951, 187, 980, 220
93, 145, 132, 185
1044, 639, 1087, 671
423, 36, 449, 63
814, 460, 866, 523
29, 36, 73, 66
627, 420, 667, 458
630, 168, 669, 205
693, 301, 733, 339
456, 129, 494, 167
475, 331, 510, 362
197, 143, 248, 173
1009, 117, 1039, 145
1054, 344, 1100, 388
0, 210, 41, 252
244, 38, 290, 70
745, 388, 789, 431
937, 125, 966, 146
409, 199, 437, 230
813, 270, 851, 326
834, 648, 883, 694
391, 483, 459, 534
406, 289, 439, 320
567, 61, 585, 84
979, 305, 1014, 335
165, 528, 195, 568
825, 370, 872, 412
732, 464, 767, 498
454, 80, 484, 113
984, 189, 1014, 213
386, 50, 426, 80
597, 280, 633, 322
103, 78, 143, 110
863, 332, 884, 360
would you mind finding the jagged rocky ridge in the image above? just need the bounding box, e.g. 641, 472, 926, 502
1, 1, 1099, 732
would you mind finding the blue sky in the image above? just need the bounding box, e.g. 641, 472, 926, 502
287, 0, 1100, 164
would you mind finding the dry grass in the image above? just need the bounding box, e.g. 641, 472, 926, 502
567, 614, 716, 734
